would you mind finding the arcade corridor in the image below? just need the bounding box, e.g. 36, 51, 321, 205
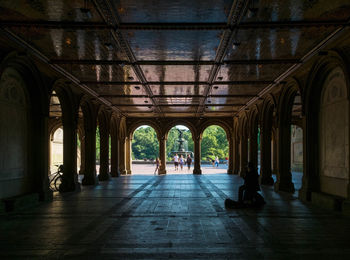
2, 173, 350, 259
1, 0, 350, 258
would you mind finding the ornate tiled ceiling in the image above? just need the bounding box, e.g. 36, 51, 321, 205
1, 0, 350, 117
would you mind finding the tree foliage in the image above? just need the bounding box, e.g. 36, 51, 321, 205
201, 125, 228, 161
132, 126, 159, 160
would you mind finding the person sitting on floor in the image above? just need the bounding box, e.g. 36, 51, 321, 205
238, 161, 261, 203
225, 162, 265, 209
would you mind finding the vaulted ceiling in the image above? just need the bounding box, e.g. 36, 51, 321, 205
1, 0, 350, 117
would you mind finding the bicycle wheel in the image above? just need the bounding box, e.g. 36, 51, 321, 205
54, 175, 62, 191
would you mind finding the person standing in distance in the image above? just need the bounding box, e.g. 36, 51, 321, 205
186, 154, 192, 171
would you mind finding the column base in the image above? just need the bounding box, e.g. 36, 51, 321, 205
110, 170, 120, 177
82, 175, 98, 186
233, 169, 239, 175
98, 172, 111, 181
193, 168, 202, 174
120, 170, 127, 175
127, 170, 132, 175
59, 176, 80, 192
158, 169, 166, 175
227, 168, 234, 174
298, 186, 311, 202
274, 181, 295, 193
260, 176, 274, 185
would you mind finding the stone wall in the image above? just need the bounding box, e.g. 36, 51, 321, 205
319, 67, 349, 198
0, 68, 30, 199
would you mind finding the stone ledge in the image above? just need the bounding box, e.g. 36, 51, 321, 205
0, 193, 40, 214
311, 192, 343, 211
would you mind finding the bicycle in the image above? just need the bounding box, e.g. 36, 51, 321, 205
49, 165, 63, 192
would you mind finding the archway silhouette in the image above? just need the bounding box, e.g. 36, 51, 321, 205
201, 125, 229, 174
131, 125, 159, 175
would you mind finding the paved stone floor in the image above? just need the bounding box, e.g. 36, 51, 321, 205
1, 173, 350, 259
131, 163, 229, 175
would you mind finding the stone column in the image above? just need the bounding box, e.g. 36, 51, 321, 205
260, 128, 274, 185
60, 115, 80, 192
159, 137, 167, 175
125, 137, 132, 175
82, 123, 98, 185
227, 137, 234, 174
119, 137, 127, 175
249, 135, 258, 169
110, 131, 120, 177
98, 124, 110, 181
239, 137, 248, 176
193, 135, 202, 174
233, 137, 240, 174
274, 124, 295, 192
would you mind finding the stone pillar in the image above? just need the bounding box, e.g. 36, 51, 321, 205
82, 123, 98, 185
125, 137, 132, 175
159, 137, 167, 175
260, 128, 274, 185
119, 137, 127, 175
233, 137, 240, 174
227, 137, 234, 174
98, 124, 110, 181
60, 116, 80, 192
249, 135, 258, 169
275, 124, 295, 192
193, 135, 202, 174
110, 131, 120, 177
239, 137, 248, 176
299, 117, 310, 201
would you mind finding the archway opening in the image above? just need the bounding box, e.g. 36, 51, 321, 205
201, 125, 228, 174
50, 127, 63, 175
131, 125, 159, 175
167, 125, 193, 173
96, 124, 100, 175
77, 106, 83, 175
49, 91, 63, 177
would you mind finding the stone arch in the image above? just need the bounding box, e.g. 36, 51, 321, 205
199, 119, 232, 174
128, 119, 162, 140
0, 52, 49, 200
275, 78, 303, 192
198, 119, 232, 140
49, 119, 63, 141
303, 50, 350, 200
163, 120, 197, 140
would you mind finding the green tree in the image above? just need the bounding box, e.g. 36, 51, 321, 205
132, 126, 159, 160
201, 125, 228, 161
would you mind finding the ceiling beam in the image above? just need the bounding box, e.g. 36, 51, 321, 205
113, 104, 245, 107
2, 20, 347, 30
92, 0, 162, 115
0, 28, 124, 116
99, 94, 257, 98
50, 59, 300, 66
82, 80, 274, 85
240, 18, 350, 114
196, 0, 250, 116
